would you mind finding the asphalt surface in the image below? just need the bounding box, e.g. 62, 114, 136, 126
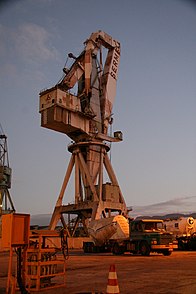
0, 250, 196, 293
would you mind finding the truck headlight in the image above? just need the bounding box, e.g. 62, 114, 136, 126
151, 240, 157, 245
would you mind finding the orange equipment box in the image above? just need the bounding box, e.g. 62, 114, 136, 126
2, 213, 30, 248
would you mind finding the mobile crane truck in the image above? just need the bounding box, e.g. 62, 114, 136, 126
84, 217, 177, 256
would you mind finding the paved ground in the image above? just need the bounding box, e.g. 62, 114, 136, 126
0, 250, 196, 293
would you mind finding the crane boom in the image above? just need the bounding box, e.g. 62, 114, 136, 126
60, 31, 120, 133
40, 30, 121, 139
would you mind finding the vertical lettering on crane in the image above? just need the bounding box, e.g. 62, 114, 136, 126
110, 47, 120, 80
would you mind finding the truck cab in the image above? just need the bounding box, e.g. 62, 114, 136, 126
112, 219, 176, 256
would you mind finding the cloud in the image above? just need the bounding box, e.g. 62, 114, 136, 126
0, 22, 61, 85
13, 23, 60, 63
130, 196, 196, 217
0, 24, 7, 55
2, 62, 17, 76
0, 22, 60, 65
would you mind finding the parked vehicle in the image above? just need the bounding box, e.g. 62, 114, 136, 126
112, 219, 176, 256
83, 217, 176, 256
163, 217, 196, 250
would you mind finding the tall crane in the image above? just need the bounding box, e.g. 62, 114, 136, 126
0, 125, 15, 224
39, 31, 127, 236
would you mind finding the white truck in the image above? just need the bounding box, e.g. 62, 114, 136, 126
163, 217, 196, 250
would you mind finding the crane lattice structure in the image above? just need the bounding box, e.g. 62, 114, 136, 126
0, 125, 15, 224
39, 31, 127, 236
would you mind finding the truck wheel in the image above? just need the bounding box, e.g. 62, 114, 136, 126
139, 241, 150, 256
178, 239, 184, 250
112, 242, 124, 255
162, 250, 172, 256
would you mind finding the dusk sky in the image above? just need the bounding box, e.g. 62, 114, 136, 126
0, 0, 196, 216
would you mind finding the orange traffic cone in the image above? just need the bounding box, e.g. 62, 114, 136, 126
106, 264, 120, 294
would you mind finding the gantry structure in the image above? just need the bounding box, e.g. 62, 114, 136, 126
39, 31, 127, 236
0, 125, 15, 229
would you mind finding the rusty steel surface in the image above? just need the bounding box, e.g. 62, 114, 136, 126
40, 31, 127, 234
0, 250, 196, 293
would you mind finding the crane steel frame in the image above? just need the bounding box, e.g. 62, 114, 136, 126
39, 31, 127, 236
0, 130, 15, 223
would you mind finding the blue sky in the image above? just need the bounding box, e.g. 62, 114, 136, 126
0, 0, 196, 215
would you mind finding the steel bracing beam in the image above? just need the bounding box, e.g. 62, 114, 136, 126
49, 142, 127, 234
